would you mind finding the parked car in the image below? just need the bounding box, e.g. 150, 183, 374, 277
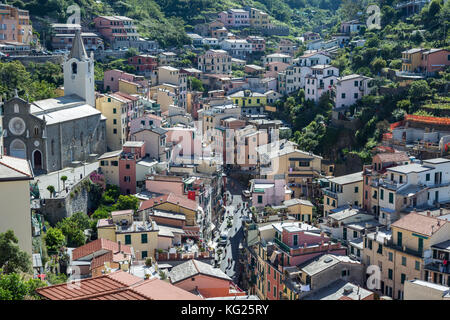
242, 190, 251, 198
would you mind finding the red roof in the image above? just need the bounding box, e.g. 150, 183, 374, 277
375, 152, 409, 163
72, 238, 132, 261
114, 91, 140, 101
139, 193, 198, 212
36, 271, 202, 300
90, 251, 130, 270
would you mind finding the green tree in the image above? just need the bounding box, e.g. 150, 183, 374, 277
114, 195, 140, 211
60, 176, 67, 189
0, 272, 45, 300
371, 57, 387, 74
125, 47, 139, 58
44, 227, 65, 253
56, 219, 85, 248
69, 212, 91, 231
408, 80, 431, 102
0, 230, 31, 274
46, 185, 55, 198
189, 76, 204, 92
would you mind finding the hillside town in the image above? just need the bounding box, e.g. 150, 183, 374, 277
0, 0, 449, 302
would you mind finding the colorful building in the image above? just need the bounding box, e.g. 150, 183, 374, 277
93, 16, 139, 48
363, 212, 450, 299
0, 4, 32, 45
322, 171, 363, 215
97, 209, 159, 260
249, 8, 269, 28
169, 259, 246, 298
217, 9, 250, 28
197, 49, 232, 75
128, 54, 158, 74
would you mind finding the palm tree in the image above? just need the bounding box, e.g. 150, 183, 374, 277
47, 185, 55, 198
60, 175, 68, 190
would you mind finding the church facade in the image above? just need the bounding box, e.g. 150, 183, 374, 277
1, 30, 106, 174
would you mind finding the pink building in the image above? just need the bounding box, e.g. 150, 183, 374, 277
130, 113, 163, 135
250, 179, 290, 208
51, 24, 103, 51
145, 175, 185, 197
247, 36, 266, 52
93, 16, 138, 45
119, 141, 145, 195
166, 127, 203, 160
103, 69, 147, 92
217, 9, 249, 28
274, 226, 346, 266
169, 259, 246, 298
264, 62, 289, 78
420, 48, 450, 75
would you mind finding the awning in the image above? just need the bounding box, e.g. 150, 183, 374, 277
183, 230, 200, 237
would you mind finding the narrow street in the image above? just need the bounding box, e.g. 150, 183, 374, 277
215, 176, 250, 284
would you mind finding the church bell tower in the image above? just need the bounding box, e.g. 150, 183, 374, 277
63, 29, 95, 107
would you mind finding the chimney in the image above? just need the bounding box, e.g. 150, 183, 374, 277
118, 240, 121, 253
431, 225, 434, 234
440, 208, 443, 216
427, 211, 431, 217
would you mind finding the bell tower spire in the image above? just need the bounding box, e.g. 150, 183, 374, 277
63, 28, 95, 107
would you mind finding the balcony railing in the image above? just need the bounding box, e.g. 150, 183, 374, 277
274, 237, 291, 254
323, 189, 339, 199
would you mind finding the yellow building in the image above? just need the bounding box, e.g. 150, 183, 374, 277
0, 156, 33, 255
139, 193, 199, 227
322, 172, 363, 215
118, 79, 143, 95
401, 48, 425, 73
98, 150, 122, 186
96, 93, 128, 151
97, 210, 159, 260
283, 198, 314, 223
250, 8, 270, 28
363, 212, 450, 300
229, 90, 267, 108
257, 140, 325, 199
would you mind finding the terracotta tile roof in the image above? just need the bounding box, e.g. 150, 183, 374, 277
391, 212, 447, 236
139, 193, 198, 212
90, 251, 130, 270
72, 238, 132, 261
124, 278, 202, 300
36, 271, 202, 300
35, 271, 142, 300
375, 152, 410, 163
114, 91, 140, 101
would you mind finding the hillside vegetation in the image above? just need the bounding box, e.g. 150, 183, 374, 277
13, 0, 342, 47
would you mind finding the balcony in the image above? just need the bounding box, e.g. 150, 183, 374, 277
380, 180, 405, 190
323, 189, 339, 199
274, 237, 291, 254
